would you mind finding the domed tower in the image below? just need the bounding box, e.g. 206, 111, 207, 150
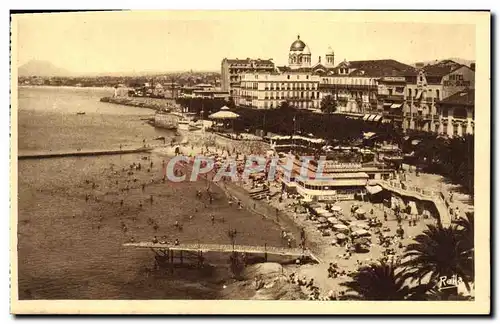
325, 46, 335, 68
288, 35, 312, 69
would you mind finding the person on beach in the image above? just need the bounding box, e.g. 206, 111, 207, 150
142, 184, 146, 192
152, 236, 158, 244
150, 195, 154, 205
120, 199, 124, 207
211, 214, 215, 225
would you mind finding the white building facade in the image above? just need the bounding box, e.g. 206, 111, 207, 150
237, 73, 321, 109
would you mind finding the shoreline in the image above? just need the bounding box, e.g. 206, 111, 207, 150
100, 96, 177, 112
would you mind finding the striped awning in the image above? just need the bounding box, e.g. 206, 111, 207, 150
363, 114, 383, 122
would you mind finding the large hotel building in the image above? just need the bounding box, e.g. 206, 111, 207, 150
221, 35, 476, 137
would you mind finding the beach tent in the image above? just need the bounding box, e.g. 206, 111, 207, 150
220, 106, 230, 111
408, 201, 418, 215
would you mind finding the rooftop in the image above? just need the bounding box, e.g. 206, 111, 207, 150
439, 88, 475, 106
339, 59, 418, 77
223, 58, 274, 66
421, 60, 467, 77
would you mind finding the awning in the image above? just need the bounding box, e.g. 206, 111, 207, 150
383, 102, 392, 107
366, 185, 383, 195
390, 103, 403, 109
362, 114, 370, 121
415, 90, 423, 100
373, 115, 382, 122
368, 115, 376, 122
382, 119, 392, 124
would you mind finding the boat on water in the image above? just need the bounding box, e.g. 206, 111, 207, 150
76, 112, 86, 115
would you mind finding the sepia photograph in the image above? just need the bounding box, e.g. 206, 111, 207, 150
9, 10, 490, 315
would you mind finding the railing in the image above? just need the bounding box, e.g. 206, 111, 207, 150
379, 180, 442, 199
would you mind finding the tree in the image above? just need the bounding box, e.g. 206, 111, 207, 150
400, 224, 473, 294
340, 261, 428, 300
452, 211, 474, 282
320, 95, 337, 114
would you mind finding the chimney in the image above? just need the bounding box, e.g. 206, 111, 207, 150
318, 56, 321, 63
470, 63, 476, 71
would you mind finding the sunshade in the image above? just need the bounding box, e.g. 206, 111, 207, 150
208, 110, 240, 119
327, 217, 338, 224
317, 216, 328, 223
333, 224, 349, 230
336, 233, 347, 240
352, 229, 371, 237
355, 208, 366, 215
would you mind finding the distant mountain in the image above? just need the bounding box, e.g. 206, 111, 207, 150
412, 58, 475, 68
18, 60, 72, 77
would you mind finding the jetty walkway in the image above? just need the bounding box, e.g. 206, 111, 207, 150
377, 180, 451, 227
124, 242, 320, 262
18, 147, 153, 160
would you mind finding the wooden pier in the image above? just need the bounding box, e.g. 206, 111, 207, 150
124, 242, 320, 271
18, 147, 154, 160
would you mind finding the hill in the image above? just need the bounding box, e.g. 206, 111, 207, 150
18, 60, 72, 77
412, 58, 475, 68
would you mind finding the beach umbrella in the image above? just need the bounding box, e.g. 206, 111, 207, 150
336, 233, 347, 240
355, 208, 366, 215
333, 224, 349, 233
330, 205, 342, 212
351, 221, 369, 229
317, 216, 328, 223
220, 106, 230, 111
327, 217, 338, 224
353, 237, 371, 245
352, 229, 371, 237
338, 216, 352, 225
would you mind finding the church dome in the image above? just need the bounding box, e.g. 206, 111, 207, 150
303, 45, 311, 55
326, 46, 334, 55
290, 35, 306, 51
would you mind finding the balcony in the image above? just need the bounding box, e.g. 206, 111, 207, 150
319, 83, 378, 91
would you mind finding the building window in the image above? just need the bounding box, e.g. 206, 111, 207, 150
442, 107, 449, 117
436, 89, 440, 100
388, 89, 393, 96
453, 124, 459, 136
306, 75, 309, 79
287, 75, 290, 80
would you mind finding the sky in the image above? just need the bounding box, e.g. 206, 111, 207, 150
14, 11, 477, 74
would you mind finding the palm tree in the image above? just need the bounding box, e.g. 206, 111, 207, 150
400, 224, 473, 294
340, 260, 428, 300
320, 95, 337, 114
453, 211, 474, 282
